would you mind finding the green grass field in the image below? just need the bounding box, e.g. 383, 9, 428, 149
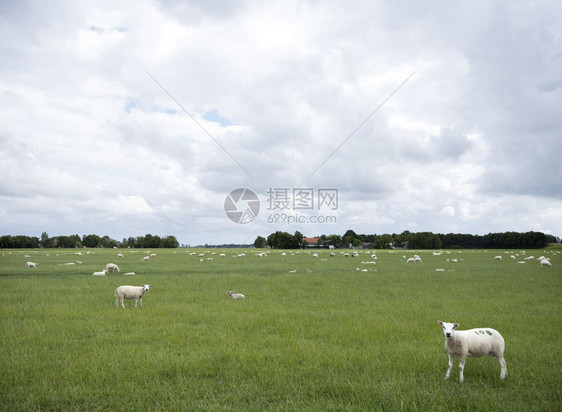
1, 247, 560, 411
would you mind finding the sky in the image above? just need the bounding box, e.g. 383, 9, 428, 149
1, 0, 561, 246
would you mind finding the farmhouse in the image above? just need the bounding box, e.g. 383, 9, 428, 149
303, 237, 319, 248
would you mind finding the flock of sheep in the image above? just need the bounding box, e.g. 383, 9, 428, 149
20, 247, 558, 382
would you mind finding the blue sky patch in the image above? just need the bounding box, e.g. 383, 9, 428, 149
203, 109, 233, 126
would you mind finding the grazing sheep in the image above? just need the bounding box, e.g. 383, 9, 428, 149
105, 263, 120, 272
115, 285, 150, 308
494, 256, 502, 261
93, 269, 107, 276
227, 291, 245, 299
540, 258, 552, 267
406, 257, 415, 263
123, 272, 136, 276
117, 253, 124, 258
142, 256, 150, 261
26, 261, 37, 268
437, 321, 507, 383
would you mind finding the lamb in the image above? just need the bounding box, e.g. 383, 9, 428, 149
227, 291, 245, 299
115, 285, 150, 308
437, 320, 507, 383
93, 269, 107, 276
26, 261, 37, 268
105, 263, 120, 272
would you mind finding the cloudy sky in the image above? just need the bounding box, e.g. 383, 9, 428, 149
1, 0, 561, 246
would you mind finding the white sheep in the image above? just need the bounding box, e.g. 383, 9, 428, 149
123, 272, 136, 276
437, 320, 507, 383
26, 261, 37, 268
115, 285, 150, 308
494, 256, 502, 261
105, 263, 120, 272
93, 269, 107, 276
142, 256, 150, 261
227, 291, 245, 299
540, 258, 552, 267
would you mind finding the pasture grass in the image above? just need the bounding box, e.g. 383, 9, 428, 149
1, 247, 560, 411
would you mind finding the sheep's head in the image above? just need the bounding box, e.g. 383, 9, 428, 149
143, 285, 150, 291
438, 321, 459, 338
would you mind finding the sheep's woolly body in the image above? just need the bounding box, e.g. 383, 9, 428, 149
115, 285, 150, 308
445, 329, 504, 357
105, 263, 120, 272
227, 291, 245, 299
438, 321, 507, 383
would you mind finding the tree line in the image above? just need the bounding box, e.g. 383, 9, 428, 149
257, 230, 558, 249
0, 232, 179, 249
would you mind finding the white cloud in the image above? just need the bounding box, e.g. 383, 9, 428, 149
0, 0, 561, 244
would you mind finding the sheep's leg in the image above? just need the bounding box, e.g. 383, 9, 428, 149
139, 296, 143, 307
459, 355, 466, 383
498, 355, 507, 379
120, 298, 126, 309
134, 298, 138, 308
445, 353, 454, 380
115, 297, 119, 308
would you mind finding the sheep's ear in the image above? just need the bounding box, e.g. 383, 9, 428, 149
454, 323, 460, 328
437, 320, 443, 325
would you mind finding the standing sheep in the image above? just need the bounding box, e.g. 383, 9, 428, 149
106, 263, 120, 272
437, 320, 507, 382
26, 262, 37, 268
115, 285, 150, 308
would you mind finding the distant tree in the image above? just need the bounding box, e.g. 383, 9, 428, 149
374, 234, 393, 249
40, 232, 53, 248
161, 235, 179, 248
326, 234, 342, 248
267, 231, 298, 249
82, 234, 101, 248
293, 231, 304, 248
254, 236, 266, 248
342, 229, 358, 248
